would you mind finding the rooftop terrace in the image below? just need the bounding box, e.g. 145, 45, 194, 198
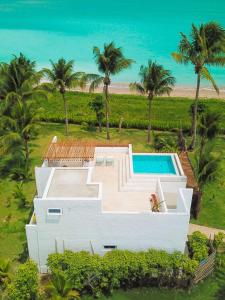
45, 169, 99, 199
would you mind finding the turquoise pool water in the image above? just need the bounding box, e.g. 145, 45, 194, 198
0, 0, 224, 85
132, 155, 176, 174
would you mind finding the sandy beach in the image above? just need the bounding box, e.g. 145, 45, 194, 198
79, 83, 225, 99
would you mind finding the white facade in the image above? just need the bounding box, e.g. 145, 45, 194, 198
26, 143, 193, 273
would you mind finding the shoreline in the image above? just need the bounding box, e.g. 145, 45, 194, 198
79, 83, 225, 99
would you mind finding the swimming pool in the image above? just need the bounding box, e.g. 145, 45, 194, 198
132, 154, 177, 174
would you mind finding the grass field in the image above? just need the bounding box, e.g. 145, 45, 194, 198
37, 92, 225, 132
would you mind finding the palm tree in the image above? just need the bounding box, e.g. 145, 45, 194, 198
130, 60, 175, 143
0, 97, 42, 178
43, 58, 87, 136
91, 42, 133, 139
0, 53, 42, 99
89, 95, 105, 132
172, 22, 225, 150
195, 145, 220, 191
45, 272, 80, 300
198, 111, 221, 159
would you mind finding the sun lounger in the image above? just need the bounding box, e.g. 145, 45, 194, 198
95, 156, 104, 166
106, 156, 114, 166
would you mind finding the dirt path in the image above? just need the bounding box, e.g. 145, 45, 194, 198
189, 223, 225, 238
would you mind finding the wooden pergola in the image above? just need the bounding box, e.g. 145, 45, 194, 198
44, 140, 95, 162
44, 139, 129, 163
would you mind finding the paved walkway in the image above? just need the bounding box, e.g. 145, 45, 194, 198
189, 223, 225, 238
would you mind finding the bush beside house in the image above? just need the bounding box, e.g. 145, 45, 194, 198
47, 249, 198, 297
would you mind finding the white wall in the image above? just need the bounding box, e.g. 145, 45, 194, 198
95, 147, 128, 154
35, 167, 52, 197
161, 180, 187, 194
27, 195, 190, 272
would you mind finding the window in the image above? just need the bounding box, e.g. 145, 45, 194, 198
103, 245, 117, 250
47, 208, 62, 215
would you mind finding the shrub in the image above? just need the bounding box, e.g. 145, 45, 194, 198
7, 260, 38, 300
213, 232, 225, 250
47, 249, 198, 297
189, 231, 209, 262
153, 133, 178, 151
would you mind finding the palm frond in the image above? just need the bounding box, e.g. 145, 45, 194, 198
201, 67, 219, 94
171, 52, 188, 64
129, 82, 145, 94
88, 75, 104, 92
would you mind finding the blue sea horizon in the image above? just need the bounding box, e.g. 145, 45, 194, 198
0, 0, 224, 87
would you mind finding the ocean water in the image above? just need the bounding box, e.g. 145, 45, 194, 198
0, 0, 224, 86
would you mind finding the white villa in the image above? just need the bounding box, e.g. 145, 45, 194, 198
26, 137, 193, 272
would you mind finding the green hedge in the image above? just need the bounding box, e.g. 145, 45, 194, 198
47, 249, 198, 297
189, 231, 210, 262
7, 260, 38, 300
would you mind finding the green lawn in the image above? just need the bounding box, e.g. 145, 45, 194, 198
37, 91, 225, 132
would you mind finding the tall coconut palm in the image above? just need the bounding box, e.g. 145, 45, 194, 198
130, 60, 175, 143
45, 272, 80, 300
0, 53, 42, 99
43, 58, 87, 135
172, 22, 225, 150
91, 42, 133, 139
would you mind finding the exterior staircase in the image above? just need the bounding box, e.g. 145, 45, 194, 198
119, 154, 157, 192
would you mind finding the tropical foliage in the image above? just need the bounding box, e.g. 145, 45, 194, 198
43, 58, 88, 135
189, 231, 209, 262
198, 111, 221, 158
0, 53, 42, 98
0, 97, 42, 180
130, 60, 175, 143
88, 95, 105, 132
91, 42, 133, 139
47, 249, 198, 297
44, 271, 80, 300
172, 22, 225, 149
0, 259, 10, 290
7, 260, 38, 300
194, 144, 220, 190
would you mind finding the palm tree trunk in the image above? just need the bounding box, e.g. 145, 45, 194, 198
190, 73, 201, 150
199, 135, 206, 167
62, 93, 69, 136
97, 114, 102, 132
147, 94, 153, 144
104, 84, 110, 140
99, 120, 102, 132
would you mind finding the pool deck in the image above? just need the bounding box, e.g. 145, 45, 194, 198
92, 152, 154, 212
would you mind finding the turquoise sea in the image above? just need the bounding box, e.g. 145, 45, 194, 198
0, 0, 224, 86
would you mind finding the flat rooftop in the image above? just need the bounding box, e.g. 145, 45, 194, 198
46, 169, 99, 198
